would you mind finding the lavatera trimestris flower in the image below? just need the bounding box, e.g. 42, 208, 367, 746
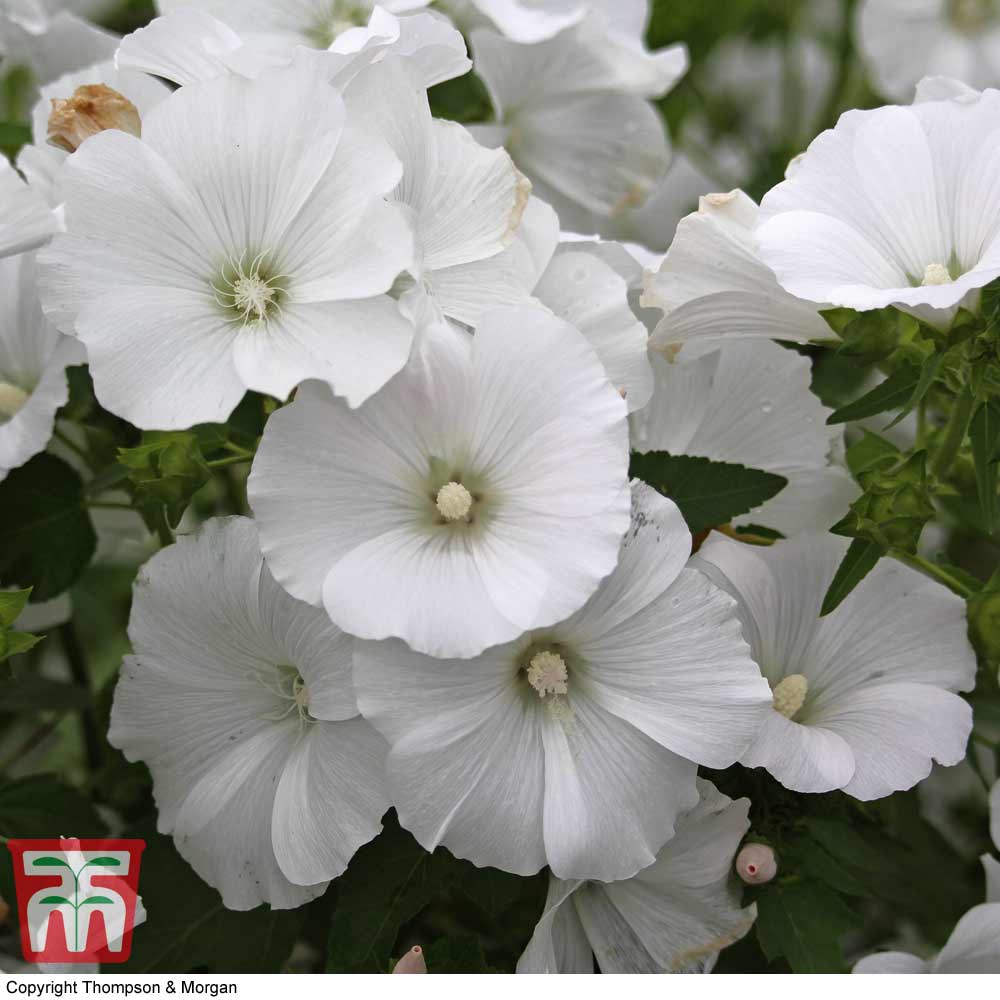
248, 304, 633, 660
352, 482, 771, 881
516, 779, 758, 973
109, 516, 390, 910
38, 58, 415, 429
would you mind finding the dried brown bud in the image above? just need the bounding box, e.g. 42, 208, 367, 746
47, 84, 141, 154
735, 843, 778, 885
392, 946, 427, 974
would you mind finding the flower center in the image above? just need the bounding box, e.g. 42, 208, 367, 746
0, 381, 29, 424
771, 673, 808, 720
233, 274, 275, 321
949, 0, 995, 33
214, 251, 286, 326
435, 481, 473, 522
256, 664, 314, 726
308, 1, 368, 48
526, 650, 569, 698
921, 262, 953, 286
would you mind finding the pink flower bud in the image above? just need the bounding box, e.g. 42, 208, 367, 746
736, 843, 777, 884
392, 946, 427, 974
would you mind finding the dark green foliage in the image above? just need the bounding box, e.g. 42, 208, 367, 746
629, 452, 787, 533
0, 454, 97, 600
326, 814, 545, 973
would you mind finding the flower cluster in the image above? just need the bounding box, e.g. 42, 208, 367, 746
2, 0, 999, 978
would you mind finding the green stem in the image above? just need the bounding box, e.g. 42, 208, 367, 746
814, 0, 856, 135
207, 454, 251, 469
59, 622, 102, 772
931, 386, 974, 480
222, 442, 255, 459
86, 500, 134, 511
891, 551, 976, 599
52, 425, 90, 466
154, 506, 173, 548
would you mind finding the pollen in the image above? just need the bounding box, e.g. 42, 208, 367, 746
292, 675, 310, 711
921, 262, 952, 286
771, 673, 808, 720
527, 650, 569, 698
215, 250, 286, 325
436, 481, 473, 522
233, 274, 276, 322
0, 381, 29, 422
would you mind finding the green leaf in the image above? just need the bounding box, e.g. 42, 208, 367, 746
327, 814, 456, 972
0, 776, 107, 840
425, 933, 494, 973
0, 671, 85, 712
845, 431, 900, 478
628, 453, 787, 534
85, 857, 122, 867
818, 306, 859, 336
118, 432, 211, 527
883, 352, 945, 429
33, 857, 71, 868
80, 896, 115, 905
826, 364, 920, 425
820, 538, 883, 616
0, 454, 96, 600
0, 121, 31, 157
755, 881, 856, 973
115, 820, 303, 973
38, 895, 72, 906
0, 630, 43, 663
0, 588, 31, 628
971, 399, 1000, 535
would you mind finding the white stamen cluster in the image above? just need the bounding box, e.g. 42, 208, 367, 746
436, 481, 473, 522
0, 381, 28, 423
771, 673, 808, 720
921, 262, 952, 286
526, 650, 569, 698
216, 251, 284, 325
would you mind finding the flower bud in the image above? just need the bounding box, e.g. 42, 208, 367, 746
735, 844, 777, 885
392, 946, 426, 974
47, 84, 141, 154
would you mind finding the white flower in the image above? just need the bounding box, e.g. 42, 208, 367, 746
17, 59, 171, 207
630, 339, 857, 536
643, 190, 833, 362
533, 243, 653, 412
0, 157, 55, 261
108, 516, 390, 911
352, 483, 770, 879
505, 200, 654, 411
515, 779, 757, 972
568, 151, 728, 254
469, 16, 686, 230
157, 0, 431, 54
856, 0, 1000, 102
756, 90, 1000, 321
0, 4, 116, 91
854, 903, 1000, 973
118, 6, 470, 90
248, 305, 631, 659
986, 779, 1000, 903
341, 57, 533, 329
694, 532, 976, 798
0, 251, 82, 482
460, 0, 654, 46
38, 60, 414, 429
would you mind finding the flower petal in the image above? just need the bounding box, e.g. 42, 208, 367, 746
541, 693, 698, 881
